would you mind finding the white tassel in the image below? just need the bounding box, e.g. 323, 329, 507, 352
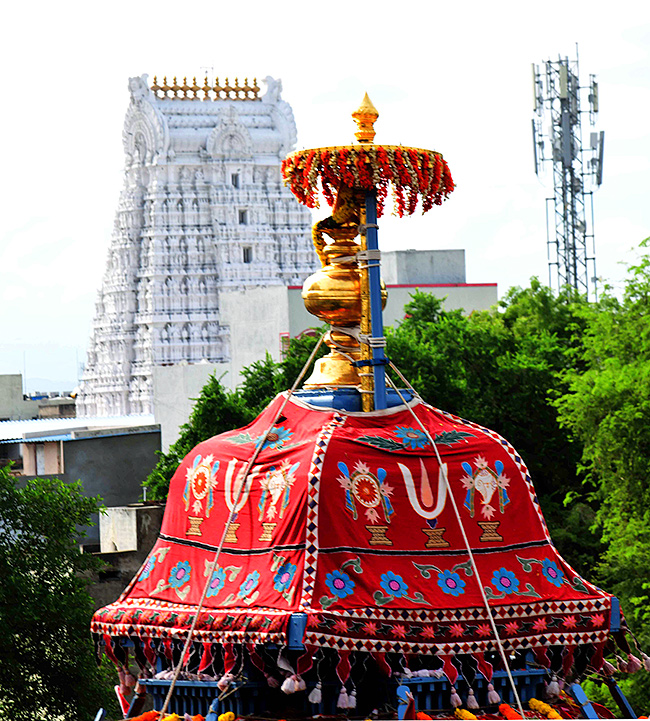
184, 714, 193, 721
627, 653, 643, 673
602, 660, 616, 676
616, 655, 627, 673
308, 681, 322, 705
642, 652, 650, 672
546, 674, 560, 699
296, 675, 306, 691
467, 688, 479, 709
348, 689, 357, 709
487, 682, 501, 704
281, 675, 297, 694
450, 686, 462, 708
337, 688, 349, 709
217, 672, 235, 691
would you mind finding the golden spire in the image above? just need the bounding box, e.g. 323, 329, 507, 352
352, 93, 379, 143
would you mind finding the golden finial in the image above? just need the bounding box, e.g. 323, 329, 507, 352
351, 93, 379, 144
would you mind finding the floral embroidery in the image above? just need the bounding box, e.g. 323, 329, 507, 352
325, 569, 355, 599
183, 454, 219, 516
421, 625, 437, 640
563, 615, 578, 629
449, 623, 465, 638
460, 455, 510, 520
541, 559, 564, 587
168, 561, 191, 589
591, 614, 605, 628
258, 460, 299, 521
206, 568, 227, 598
491, 568, 520, 595
476, 624, 492, 637
258, 426, 293, 451
394, 426, 429, 450
333, 618, 349, 634
380, 571, 409, 598
239, 571, 260, 598
139, 555, 156, 582
437, 569, 466, 597
532, 618, 547, 632
273, 562, 296, 593
363, 621, 379, 636
504, 621, 520, 635
391, 624, 408, 638
338, 460, 394, 525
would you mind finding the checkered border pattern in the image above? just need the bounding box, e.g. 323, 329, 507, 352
303, 628, 609, 655
298, 412, 347, 610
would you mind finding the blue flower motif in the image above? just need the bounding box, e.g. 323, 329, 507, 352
239, 570, 260, 597
325, 569, 355, 598
138, 554, 156, 582
258, 426, 293, 450
380, 571, 409, 598
491, 567, 520, 595
273, 562, 297, 593
437, 569, 466, 597
206, 568, 227, 598
541, 559, 564, 587
394, 426, 429, 450
168, 561, 191, 589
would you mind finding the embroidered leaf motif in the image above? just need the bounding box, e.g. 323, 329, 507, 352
176, 585, 190, 601
434, 430, 475, 445
225, 565, 242, 581
341, 556, 363, 574
570, 576, 589, 594
373, 590, 395, 606
521, 583, 542, 598
413, 562, 441, 579
319, 595, 338, 609
356, 434, 405, 451
152, 579, 168, 594
516, 556, 540, 573
407, 591, 431, 606
228, 432, 256, 445
484, 585, 506, 600
452, 560, 473, 577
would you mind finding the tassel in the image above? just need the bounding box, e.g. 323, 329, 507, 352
308, 681, 322, 705
466, 688, 479, 709
337, 687, 349, 709
124, 670, 136, 691
281, 675, 297, 694
296, 675, 306, 691
627, 653, 643, 673
602, 660, 616, 676
642, 652, 650, 672
348, 688, 357, 709
184, 715, 193, 721
545, 674, 560, 699
616, 654, 628, 672
487, 683, 501, 704
117, 667, 128, 695
264, 672, 280, 688
450, 686, 462, 708
217, 672, 235, 691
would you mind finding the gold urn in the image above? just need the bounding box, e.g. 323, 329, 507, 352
302, 229, 386, 388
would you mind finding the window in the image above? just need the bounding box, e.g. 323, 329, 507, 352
243, 247, 253, 264
239, 210, 248, 225
231, 173, 240, 188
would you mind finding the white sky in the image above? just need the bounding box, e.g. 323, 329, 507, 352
1, 1, 649, 391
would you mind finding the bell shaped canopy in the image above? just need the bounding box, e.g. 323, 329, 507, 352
92, 393, 614, 668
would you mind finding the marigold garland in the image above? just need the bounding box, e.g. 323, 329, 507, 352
454, 708, 477, 720
499, 703, 523, 719
529, 697, 562, 719
281, 145, 454, 218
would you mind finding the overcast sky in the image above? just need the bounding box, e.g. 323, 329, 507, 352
1, 1, 649, 392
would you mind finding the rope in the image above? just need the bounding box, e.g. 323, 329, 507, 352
384, 366, 526, 718
157, 332, 327, 719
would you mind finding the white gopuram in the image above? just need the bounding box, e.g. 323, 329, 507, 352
77, 75, 317, 417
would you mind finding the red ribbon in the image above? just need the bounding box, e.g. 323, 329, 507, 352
336, 650, 351, 683
474, 651, 494, 681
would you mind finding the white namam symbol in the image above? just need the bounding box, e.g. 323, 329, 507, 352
258, 460, 299, 521
397, 459, 448, 519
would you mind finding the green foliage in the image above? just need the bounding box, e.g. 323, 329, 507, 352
555, 249, 650, 679
0, 466, 113, 720
144, 333, 326, 500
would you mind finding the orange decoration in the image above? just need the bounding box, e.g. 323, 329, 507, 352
499, 702, 523, 719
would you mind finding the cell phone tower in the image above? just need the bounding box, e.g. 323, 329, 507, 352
532, 49, 604, 299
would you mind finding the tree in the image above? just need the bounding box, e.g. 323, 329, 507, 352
555, 251, 650, 710
0, 466, 114, 720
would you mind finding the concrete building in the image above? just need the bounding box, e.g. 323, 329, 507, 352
0, 375, 39, 421
0, 415, 160, 544
77, 75, 318, 418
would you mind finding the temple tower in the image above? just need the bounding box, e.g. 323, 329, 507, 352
77, 75, 317, 416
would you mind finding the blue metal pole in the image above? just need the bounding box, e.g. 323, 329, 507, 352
365, 191, 387, 410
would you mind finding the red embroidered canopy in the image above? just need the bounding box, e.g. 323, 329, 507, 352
92, 393, 613, 673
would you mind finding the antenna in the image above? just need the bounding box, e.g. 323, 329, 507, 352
531, 48, 604, 300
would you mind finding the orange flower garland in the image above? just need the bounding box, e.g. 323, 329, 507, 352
281, 145, 454, 217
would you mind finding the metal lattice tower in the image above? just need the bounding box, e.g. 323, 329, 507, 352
532, 51, 604, 299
